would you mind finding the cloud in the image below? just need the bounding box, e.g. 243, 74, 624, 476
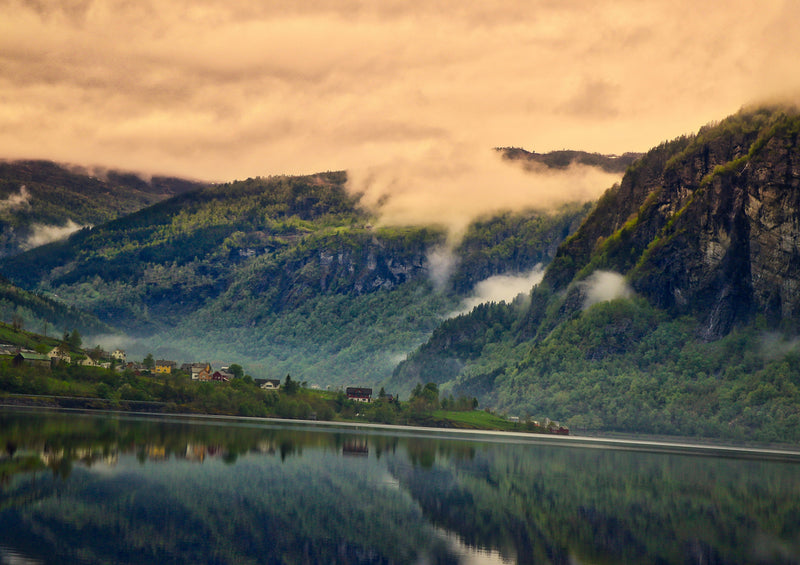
0, 185, 31, 211
450, 265, 545, 316
347, 144, 622, 239
560, 79, 621, 118
581, 271, 633, 309
0, 0, 798, 185
24, 219, 86, 249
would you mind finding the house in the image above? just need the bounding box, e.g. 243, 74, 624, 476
13, 352, 51, 369
255, 378, 281, 390
346, 387, 373, 402
191, 363, 212, 381
79, 356, 98, 367
154, 360, 176, 374
120, 361, 146, 374
111, 349, 126, 362
48, 345, 71, 365
211, 370, 233, 382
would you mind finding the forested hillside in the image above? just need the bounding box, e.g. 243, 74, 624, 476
0, 170, 592, 385
499, 148, 641, 174
394, 106, 800, 442
0, 275, 110, 338
0, 159, 204, 258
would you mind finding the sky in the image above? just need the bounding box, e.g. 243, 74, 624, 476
2, 0, 800, 228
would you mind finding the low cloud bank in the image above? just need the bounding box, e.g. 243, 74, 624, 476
24, 219, 86, 249
347, 145, 622, 242
581, 271, 634, 309
450, 265, 545, 317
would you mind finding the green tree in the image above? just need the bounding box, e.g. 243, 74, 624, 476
67, 329, 82, 350
229, 364, 244, 379
143, 353, 155, 369
411, 382, 440, 406
409, 382, 440, 413
283, 374, 300, 395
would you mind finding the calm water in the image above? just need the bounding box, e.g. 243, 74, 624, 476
1, 409, 799, 564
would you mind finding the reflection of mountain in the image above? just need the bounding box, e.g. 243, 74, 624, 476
387, 443, 800, 564
0, 452, 460, 564
2, 410, 799, 564
0, 411, 460, 563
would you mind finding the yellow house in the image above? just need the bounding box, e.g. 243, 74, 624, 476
155, 360, 176, 374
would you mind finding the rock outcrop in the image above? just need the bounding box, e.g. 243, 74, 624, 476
544, 106, 800, 338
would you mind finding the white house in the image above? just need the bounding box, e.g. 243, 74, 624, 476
48, 345, 71, 364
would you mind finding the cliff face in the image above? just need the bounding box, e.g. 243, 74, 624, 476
545, 107, 800, 338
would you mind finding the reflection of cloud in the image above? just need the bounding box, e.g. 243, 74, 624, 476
451, 265, 545, 317
433, 526, 514, 565
0, 185, 31, 211
24, 219, 86, 249
581, 271, 633, 309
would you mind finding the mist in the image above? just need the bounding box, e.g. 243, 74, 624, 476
450, 265, 545, 317
582, 271, 634, 309
0, 186, 31, 211
85, 333, 131, 352
426, 245, 457, 291
24, 219, 86, 249
759, 332, 800, 361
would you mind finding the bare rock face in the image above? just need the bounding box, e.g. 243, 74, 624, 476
544, 106, 800, 339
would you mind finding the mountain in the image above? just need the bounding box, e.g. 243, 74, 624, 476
393, 106, 800, 442
0, 170, 592, 385
0, 159, 205, 258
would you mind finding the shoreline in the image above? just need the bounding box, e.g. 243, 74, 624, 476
4, 402, 800, 462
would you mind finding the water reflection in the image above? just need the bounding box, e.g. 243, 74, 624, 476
1, 409, 799, 564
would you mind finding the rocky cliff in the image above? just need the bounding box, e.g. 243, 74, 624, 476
545, 106, 800, 338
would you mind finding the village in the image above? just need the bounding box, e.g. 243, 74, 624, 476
2, 335, 382, 402
1, 327, 567, 433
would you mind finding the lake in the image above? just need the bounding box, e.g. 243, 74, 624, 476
1, 408, 799, 564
